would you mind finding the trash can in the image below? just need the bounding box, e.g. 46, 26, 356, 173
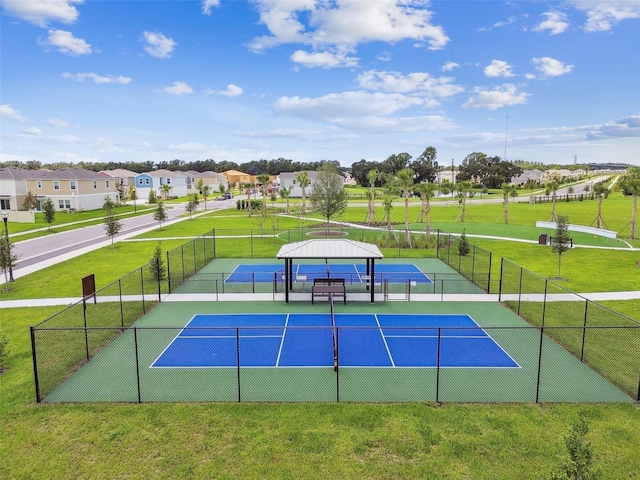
538, 233, 548, 245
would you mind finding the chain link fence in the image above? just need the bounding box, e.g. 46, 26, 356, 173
30, 227, 639, 403
35, 325, 635, 403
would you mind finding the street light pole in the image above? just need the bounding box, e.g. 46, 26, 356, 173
1, 211, 15, 282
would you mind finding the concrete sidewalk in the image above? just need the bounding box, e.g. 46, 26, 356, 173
3, 290, 640, 309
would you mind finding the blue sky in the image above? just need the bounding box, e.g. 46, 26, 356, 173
1, 0, 639, 168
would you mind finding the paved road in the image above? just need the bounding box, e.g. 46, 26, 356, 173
8, 198, 236, 280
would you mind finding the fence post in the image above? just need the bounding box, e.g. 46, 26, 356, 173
83, 300, 90, 360
30, 327, 41, 402
250, 230, 254, 258
336, 327, 340, 403
517, 267, 523, 315
213, 229, 216, 259
436, 229, 440, 258
181, 246, 185, 283
498, 258, 504, 302
236, 327, 241, 402
535, 322, 545, 403
487, 252, 492, 293
166, 251, 172, 294
134, 328, 142, 403
119, 279, 124, 330
140, 267, 146, 314
192, 239, 197, 274
436, 327, 441, 403
580, 300, 589, 361
471, 245, 476, 284
157, 259, 162, 302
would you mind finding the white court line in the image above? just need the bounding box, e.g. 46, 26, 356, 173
275, 314, 290, 367
374, 314, 396, 367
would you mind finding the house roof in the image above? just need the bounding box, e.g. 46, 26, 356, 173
100, 169, 139, 177
145, 169, 188, 178
276, 239, 383, 259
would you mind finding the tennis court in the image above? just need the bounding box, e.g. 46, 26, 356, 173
225, 262, 433, 285
41, 299, 632, 403
151, 313, 517, 368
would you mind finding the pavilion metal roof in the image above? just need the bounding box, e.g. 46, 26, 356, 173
276, 239, 383, 259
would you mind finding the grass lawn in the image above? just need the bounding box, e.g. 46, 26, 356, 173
1, 198, 639, 479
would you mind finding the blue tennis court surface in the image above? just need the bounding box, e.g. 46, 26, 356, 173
225, 263, 432, 284
152, 314, 519, 368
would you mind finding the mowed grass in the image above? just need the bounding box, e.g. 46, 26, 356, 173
2, 196, 639, 479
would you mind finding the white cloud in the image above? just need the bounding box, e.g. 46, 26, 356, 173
531, 57, 573, 77
462, 84, 529, 110
24, 127, 43, 135
42, 29, 91, 55
202, 0, 220, 16
62, 72, 132, 84
357, 70, 464, 98
47, 118, 70, 127
274, 91, 425, 121
161, 81, 193, 95
249, 0, 449, 57
0, 104, 27, 122
290, 49, 359, 68
143, 31, 176, 58
442, 61, 459, 72
586, 116, 640, 139
534, 11, 570, 35
0, 0, 82, 27
219, 84, 244, 97
484, 60, 515, 78
569, 0, 640, 32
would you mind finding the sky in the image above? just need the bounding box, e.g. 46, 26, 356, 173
1, 0, 639, 169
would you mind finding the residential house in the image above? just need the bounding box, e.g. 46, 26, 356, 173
510, 169, 543, 186
278, 171, 321, 198
134, 169, 189, 201
184, 170, 228, 196
222, 170, 255, 190
0, 167, 118, 213
435, 170, 458, 185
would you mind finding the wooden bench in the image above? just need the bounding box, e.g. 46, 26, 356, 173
311, 278, 346, 304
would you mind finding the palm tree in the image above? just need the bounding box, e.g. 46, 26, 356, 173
279, 185, 292, 214
383, 192, 395, 243
296, 171, 310, 215
365, 169, 380, 225
257, 173, 271, 212
592, 183, 609, 229
414, 182, 437, 240
160, 183, 172, 200
501, 182, 518, 224
397, 168, 414, 247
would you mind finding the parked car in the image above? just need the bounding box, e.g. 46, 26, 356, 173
215, 192, 234, 201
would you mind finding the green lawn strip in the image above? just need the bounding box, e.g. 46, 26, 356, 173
2, 307, 639, 479
470, 238, 640, 292
7, 205, 157, 240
